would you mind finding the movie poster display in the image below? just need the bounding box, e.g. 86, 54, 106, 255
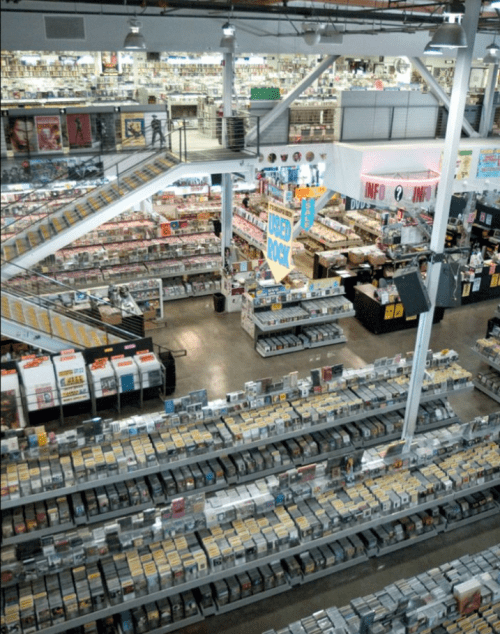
121, 112, 146, 148
6, 116, 37, 154
90, 112, 116, 151
67, 113, 92, 149
35, 115, 63, 153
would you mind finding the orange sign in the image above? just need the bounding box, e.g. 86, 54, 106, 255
295, 186, 327, 199
160, 222, 172, 237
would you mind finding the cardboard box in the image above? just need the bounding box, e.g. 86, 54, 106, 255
98, 306, 122, 325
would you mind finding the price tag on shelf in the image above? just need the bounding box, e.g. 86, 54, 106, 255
394, 303, 404, 319
491, 274, 499, 288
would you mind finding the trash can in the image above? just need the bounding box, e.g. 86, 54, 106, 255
159, 350, 176, 396
213, 292, 225, 313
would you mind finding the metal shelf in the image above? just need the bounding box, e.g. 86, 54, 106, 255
298, 554, 368, 584
308, 335, 347, 349
0, 385, 473, 511
215, 582, 292, 615
135, 612, 204, 634
256, 344, 305, 357
473, 380, 500, 404
473, 349, 500, 373
232, 227, 265, 252
86, 500, 154, 525
377, 529, 439, 557
253, 290, 346, 309
254, 310, 356, 332
1, 521, 75, 547
443, 504, 500, 532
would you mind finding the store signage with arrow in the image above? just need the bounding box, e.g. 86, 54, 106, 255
266, 203, 294, 282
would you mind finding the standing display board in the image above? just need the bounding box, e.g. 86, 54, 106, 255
88, 357, 118, 399
266, 201, 295, 283
111, 356, 140, 393
52, 351, 90, 405
1, 367, 26, 429
18, 355, 59, 412
134, 351, 163, 388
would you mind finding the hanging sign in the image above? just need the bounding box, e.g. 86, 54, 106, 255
300, 197, 316, 231
360, 171, 440, 207
476, 149, 500, 179
295, 186, 327, 199
266, 202, 294, 282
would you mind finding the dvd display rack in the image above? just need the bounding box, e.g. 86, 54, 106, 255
261, 544, 500, 634
473, 321, 500, 404
3, 350, 496, 634
241, 275, 355, 357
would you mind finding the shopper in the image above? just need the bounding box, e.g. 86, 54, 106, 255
151, 114, 165, 148
242, 195, 250, 209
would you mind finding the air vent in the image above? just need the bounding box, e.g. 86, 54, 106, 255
44, 15, 85, 40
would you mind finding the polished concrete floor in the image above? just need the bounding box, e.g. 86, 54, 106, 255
145, 296, 500, 634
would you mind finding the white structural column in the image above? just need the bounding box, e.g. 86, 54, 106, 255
221, 51, 234, 254
402, 0, 481, 450
410, 57, 479, 138
479, 62, 499, 137
245, 55, 339, 143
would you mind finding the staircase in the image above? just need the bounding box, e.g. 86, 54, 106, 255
1, 150, 186, 281
0, 286, 136, 353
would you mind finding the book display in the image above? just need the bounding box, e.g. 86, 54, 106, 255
1, 349, 498, 634
261, 545, 500, 634
241, 274, 354, 357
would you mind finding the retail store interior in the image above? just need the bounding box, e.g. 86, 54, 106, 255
1, 1, 500, 634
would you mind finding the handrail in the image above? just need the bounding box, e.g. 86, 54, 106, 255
2, 126, 182, 242
2, 260, 144, 337
1, 120, 174, 214
3, 285, 141, 342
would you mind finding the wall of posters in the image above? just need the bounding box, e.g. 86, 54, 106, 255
90, 112, 116, 151
35, 115, 63, 153
67, 113, 92, 149
6, 116, 37, 154
1, 156, 104, 186
476, 149, 500, 179
121, 112, 146, 148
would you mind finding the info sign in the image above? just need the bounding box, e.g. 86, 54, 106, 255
266, 202, 294, 282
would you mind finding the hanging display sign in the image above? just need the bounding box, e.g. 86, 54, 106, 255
456, 150, 473, 180
360, 171, 440, 207
300, 197, 316, 231
266, 202, 294, 282
476, 149, 500, 179
295, 186, 327, 199
345, 196, 374, 211
267, 184, 283, 200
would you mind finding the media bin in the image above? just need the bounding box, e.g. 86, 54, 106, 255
213, 292, 226, 313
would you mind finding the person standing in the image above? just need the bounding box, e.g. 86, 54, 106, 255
151, 114, 165, 148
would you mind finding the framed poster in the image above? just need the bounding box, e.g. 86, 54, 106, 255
121, 112, 146, 148
35, 115, 63, 153
91, 113, 116, 151
7, 116, 37, 154
67, 113, 92, 149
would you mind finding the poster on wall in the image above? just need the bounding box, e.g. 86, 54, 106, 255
144, 112, 168, 148
35, 115, 63, 153
476, 149, 500, 179
66, 156, 104, 181
6, 116, 37, 154
1, 159, 32, 186
90, 113, 116, 151
456, 150, 473, 180
67, 113, 92, 149
121, 112, 146, 148
101, 51, 119, 75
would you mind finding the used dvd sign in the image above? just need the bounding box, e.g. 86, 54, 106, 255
266, 201, 294, 282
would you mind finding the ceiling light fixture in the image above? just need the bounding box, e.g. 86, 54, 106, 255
483, 40, 499, 64
220, 22, 237, 52
424, 41, 443, 55
123, 18, 146, 50
428, 1, 467, 49
302, 27, 321, 46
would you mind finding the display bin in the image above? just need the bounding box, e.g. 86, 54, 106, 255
213, 292, 226, 313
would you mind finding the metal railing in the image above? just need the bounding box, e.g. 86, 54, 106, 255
2, 260, 145, 345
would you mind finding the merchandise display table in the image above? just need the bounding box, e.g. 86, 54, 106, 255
354, 283, 445, 334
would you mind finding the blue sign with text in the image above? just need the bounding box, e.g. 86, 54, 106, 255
300, 197, 316, 231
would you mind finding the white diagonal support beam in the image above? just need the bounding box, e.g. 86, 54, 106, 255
479, 62, 499, 137
410, 57, 480, 138
402, 0, 481, 451
246, 55, 339, 143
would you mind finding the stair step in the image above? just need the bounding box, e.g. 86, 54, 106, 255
16, 238, 29, 256
39, 224, 51, 241
51, 217, 67, 234
2, 245, 17, 261
1, 295, 12, 320
63, 210, 79, 225
27, 232, 40, 248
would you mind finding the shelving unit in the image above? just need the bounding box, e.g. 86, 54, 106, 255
473, 330, 500, 403
241, 277, 354, 357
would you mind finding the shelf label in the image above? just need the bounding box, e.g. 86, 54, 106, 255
394, 303, 404, 319
266, 205, 294, 282
491, 273, 499, 288
384, 305, 395, 320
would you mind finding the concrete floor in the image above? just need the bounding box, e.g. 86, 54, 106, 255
145, 295, 500, 634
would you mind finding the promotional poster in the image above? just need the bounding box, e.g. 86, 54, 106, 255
67, 113, 92, 149
7, 116, 37, 154
35, 115, 63, 153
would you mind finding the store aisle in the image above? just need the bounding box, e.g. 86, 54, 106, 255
152, 296, 499, 421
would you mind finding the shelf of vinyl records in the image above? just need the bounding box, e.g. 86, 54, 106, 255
298, 217, 364, 255
241, 273, 355, 357
2, 349, 497, 634
266, 544, 500, 634
473, 335, 500, 404
343, 207, 392, 240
